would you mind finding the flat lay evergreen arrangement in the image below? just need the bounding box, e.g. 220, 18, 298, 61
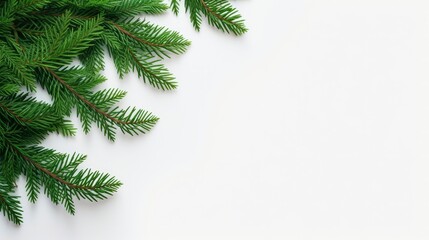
0, 0, 246, 225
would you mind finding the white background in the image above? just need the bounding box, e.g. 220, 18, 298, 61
3, 0, 429, 239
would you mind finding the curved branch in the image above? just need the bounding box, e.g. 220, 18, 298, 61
44, 67, 131, 125
109, 21, 168, 48
128, 48, 167, 85
6, 143, 98, 190
0, 102, 32, 123
199, 0, 234, 26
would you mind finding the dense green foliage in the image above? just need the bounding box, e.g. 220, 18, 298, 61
0, 0, 246, 225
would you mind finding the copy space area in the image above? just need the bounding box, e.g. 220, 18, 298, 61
2, 1, 429, 239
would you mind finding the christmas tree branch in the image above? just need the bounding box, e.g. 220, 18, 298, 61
0, 177, 23, 225
0, 0, 246, 225
172, 0, 247, 35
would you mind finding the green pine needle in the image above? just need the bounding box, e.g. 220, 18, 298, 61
0, 0, 246, 225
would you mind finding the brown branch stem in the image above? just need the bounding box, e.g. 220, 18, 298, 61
44, 67, 131, 125
109, 21, 167, 48
0, 102, 32, 123
200, 0, 234, 26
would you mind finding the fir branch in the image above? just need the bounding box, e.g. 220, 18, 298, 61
107, 18, 190, 58
0, 0, 247, 225
25, 11, 103, 69
176, 0, 247, 35
0, 93, 76, 136
43, 67, 158, 141
0, 41, 36, 90
0, 83, 19, 96
7, 142, 122, 215
171, 0, 180, 15
127, 48, 177, 90
0, 176, 23, 225
78, 40, 105, 70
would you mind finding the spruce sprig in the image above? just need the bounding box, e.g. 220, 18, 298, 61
171, 0, 247, 35
0, 0, 246, 225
